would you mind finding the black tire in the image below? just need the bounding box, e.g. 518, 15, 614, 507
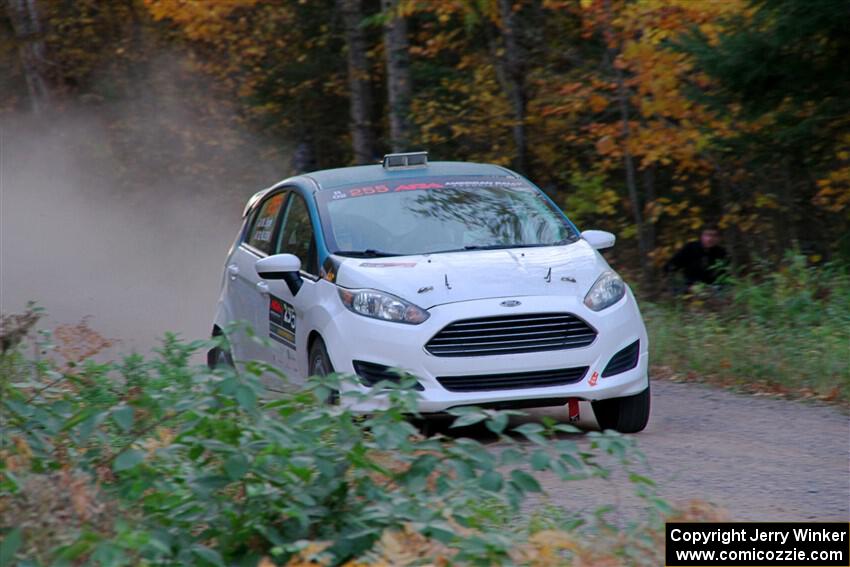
308, 337, 338, 404
410, 416, 440, 437
591, 384, 651, 433
207, 332, 234, 370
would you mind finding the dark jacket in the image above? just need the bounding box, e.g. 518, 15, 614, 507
664, 241, 727, 285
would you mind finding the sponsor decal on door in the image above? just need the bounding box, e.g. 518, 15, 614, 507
269, 295, 296, 349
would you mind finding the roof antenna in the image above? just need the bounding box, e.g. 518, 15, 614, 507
444, 274, 452, 290
544, 267, 552, 283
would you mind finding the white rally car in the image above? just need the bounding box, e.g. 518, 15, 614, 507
211, 152, 650, 432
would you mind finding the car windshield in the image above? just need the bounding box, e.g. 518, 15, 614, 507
315, 176, 579, 257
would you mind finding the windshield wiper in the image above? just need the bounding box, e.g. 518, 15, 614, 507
464, 244, 545, 251
333, 249, 402, 258
427, 243, 561, 254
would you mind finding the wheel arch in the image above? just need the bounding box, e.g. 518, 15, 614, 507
306, 329, 328, 375
212, 301, 234, 336
307, 329, 323, 356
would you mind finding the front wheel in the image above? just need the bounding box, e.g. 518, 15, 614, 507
591, 384, 651, 433
308, 337, 338, 404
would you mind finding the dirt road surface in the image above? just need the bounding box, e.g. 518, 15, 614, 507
440, 380, 849, 522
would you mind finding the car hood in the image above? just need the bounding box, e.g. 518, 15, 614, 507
333, 240, 609, 309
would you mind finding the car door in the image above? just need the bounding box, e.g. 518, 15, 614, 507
262, 190, 322, 386
228, 190, 288, 363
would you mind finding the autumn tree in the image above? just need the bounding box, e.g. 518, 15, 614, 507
5, 0, 50, 113
339, 0, 376, 164
493, 0, 531, 174
381, 0, 412, 152
144, 0, 350, 171
680, 0, 850, 254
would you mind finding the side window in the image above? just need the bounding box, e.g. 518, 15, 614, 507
277, 193, 318, 275
246, 193, 286, 255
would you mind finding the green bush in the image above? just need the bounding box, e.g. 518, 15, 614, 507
0, 315, 663, 566
646, 254, 850, 403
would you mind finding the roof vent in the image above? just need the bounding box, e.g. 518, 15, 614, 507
382, 151, 428, 169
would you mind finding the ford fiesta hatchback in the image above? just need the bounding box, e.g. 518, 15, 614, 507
210, 152, 650, 432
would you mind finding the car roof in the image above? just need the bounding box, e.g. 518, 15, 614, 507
303, 160, 518, 191
243, 160, 522, 216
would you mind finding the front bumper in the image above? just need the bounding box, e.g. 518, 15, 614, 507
320, 290, 649, 413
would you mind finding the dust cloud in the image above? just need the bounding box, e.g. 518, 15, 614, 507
1, 65, 290, 355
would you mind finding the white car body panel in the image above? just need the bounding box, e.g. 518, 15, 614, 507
216, 241, 647, 414
314, 284, 647, 413
334, 242, 606, 308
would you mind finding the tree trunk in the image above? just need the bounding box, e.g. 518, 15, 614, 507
781, 157, 799, 249
291, 137, 317, 174
339, 0, 375, 164
6, 0, 51, 114
381, 0, 412, 152
291, 98, 317, 173
602, 0, 650, 288
717, 172, 742, 271
642, 165, 656, 248
707, 151, 750, 269
496, 0, 529, 175
615, 76, 651, 287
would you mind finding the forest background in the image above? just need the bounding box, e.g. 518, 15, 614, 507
5, 0, 849, 290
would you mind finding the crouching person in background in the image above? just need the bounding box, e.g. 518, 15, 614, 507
664, 226, 728, 294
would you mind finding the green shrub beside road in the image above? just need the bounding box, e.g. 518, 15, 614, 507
0, 316, 664, 566
646, 256, 850, 404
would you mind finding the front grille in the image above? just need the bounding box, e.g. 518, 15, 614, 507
436, 366, 589, 392
353, 360, 424, 390
425, 313, 596, 357
449, 397, 573, 411
601, 340, 640, 377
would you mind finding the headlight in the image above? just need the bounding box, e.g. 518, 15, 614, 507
584, 271, 626, 311
337, 288, 430, 324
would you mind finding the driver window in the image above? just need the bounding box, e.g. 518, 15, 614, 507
276, 193, 318, 275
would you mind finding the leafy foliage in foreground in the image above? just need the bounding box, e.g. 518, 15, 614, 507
646, 255, 850, 404
0, 314, 664, 566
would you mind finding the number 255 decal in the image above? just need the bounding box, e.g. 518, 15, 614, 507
269, 295, 296, 349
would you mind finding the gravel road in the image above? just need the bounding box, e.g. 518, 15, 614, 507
440, 380, 850, 522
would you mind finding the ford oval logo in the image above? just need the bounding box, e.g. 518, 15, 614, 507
500, 300, 522, 307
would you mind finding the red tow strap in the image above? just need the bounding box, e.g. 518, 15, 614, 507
567, 398, 580, 422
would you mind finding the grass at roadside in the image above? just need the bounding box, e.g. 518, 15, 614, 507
644, 254, 850, 406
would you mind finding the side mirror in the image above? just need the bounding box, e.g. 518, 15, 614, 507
581, 230, 616, 250
256, 254, 303, 295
